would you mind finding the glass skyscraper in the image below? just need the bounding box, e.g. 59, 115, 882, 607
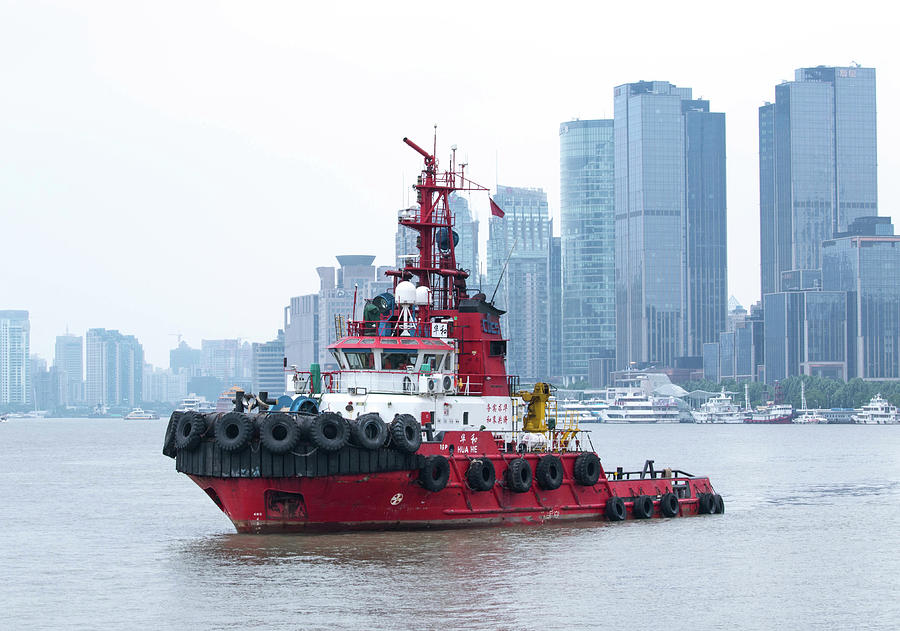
559, 119, 615, 380
487, 185, 551, 380
0, 310, 31, 405
614, 81, 727, 369
822, 218, 900, 379
759, 66, 877, 295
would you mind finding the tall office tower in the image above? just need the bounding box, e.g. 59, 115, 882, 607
284, 294, 319, 370
1, 311, 31, 405
614, 81, 727, 369
169, 341, 202, 376
559, 119, 615, 381
823, 216, 899, 378
486, 185, 551, 380
252, 330, 286, 396
759, 65, 877, 294
54, 334, 83, 404
395, 207, 418, 268
85, 328, 144, 406
547, 234, 563, 379
316, 255, 391, 368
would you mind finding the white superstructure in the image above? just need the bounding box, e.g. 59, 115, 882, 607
692, 389, 743, 424
852, 394, 899, 424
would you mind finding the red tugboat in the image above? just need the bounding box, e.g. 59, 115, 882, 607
163, 136, 724, 532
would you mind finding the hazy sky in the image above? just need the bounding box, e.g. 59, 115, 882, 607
2, 1, 897, 368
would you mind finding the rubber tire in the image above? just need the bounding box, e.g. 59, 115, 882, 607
162, 411, 181, 458
215, 412, 254, 452
390, 414, 422, 454
257, 413, 301, 454
535, 454, 564, 490
419, 455, 450, 492
698, 493, 715, 514
466, 458, 496, 491
351, 413, 387, 450
174, 411, 207, 451
633, 494, 654, 519
660, 492, 679, 517
606, 496, 626, 521
573, 452, 601, 486
505, 458, 533, 493
309, 412, 350, 452
713, 494, 725, 514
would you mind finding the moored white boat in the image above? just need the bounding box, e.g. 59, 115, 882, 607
852, 394, 899, 424
692, 388, 744, 424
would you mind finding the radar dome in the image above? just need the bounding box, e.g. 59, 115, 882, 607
395, 281, 417, 305
415, 286, 431, 306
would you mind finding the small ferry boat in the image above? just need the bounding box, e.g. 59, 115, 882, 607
162, 135, 722, 533
176, 394, 216, 414
745, 402, 793, 424
600, 376, 679, 423
692, 388, 744, 424
124, 408, 159, 420
852, 394, 899, 424
793, 383, 827, 424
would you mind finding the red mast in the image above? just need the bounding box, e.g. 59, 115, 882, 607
387, 135, 488, 311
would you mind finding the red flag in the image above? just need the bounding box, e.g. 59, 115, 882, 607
489, 197, 505, 218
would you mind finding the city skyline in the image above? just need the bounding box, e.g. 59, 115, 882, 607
2, 3, 897, 368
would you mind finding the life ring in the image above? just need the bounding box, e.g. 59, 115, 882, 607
632, 494, 654, 519
573, 452, 601, 485
466, 458, 496, 491
660, 492, 679, 517
215, 412, 254, 452
535, 454, 563, 490
606, 496, 626, 521
504, 458, 532, 493
419, 455, 450, 492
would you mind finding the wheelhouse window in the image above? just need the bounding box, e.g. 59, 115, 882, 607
421, 353, 445, 371
344, 349, 375, 369
489, 340, 507, 356
382, 350, 418, 371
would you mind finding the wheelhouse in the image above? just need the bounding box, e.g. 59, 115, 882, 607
329, 336, 455, 373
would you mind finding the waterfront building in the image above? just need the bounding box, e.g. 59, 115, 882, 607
54, 334, 83, 404
614, 81, 727, 370
559, 119, 615, 381
486, 185, 551, 381
200, 339, 243, 383
85, 328, 144, 406
252, 330, 286, 397
0, 310, 31, 406
822, 217, 900, 378
759, 65, 877, 294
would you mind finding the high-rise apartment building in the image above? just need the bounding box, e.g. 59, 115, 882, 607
200, 339, 243, 382
559, 119, 616, 381
614, 81, 727, 369
85, 328, 144, 406
54, 334, 83, 404
1, 310, 31, 405
284, 294, 319, 370
547, 235, 563, 379
759, 65, 877, 294
486, 185, 551, 380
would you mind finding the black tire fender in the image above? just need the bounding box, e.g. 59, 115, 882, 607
215, 412, 254, 452
419, 455, 450, 492
308, 412, 350, 452
163, 411, 181, 458
606, 496, 626, 521
505, 458, 533, 493
573, 452, 601, 485
698, 492, 715, 514
351, 413, 387, 450
660, 492, 679, 517
174, 411, 207, 451
535, 454, 564, 490
466, 458, 496, 491
390, 414, 422, 454
713, 493, 725, 514
259, 413, 303, 454
633, 494, 654, 519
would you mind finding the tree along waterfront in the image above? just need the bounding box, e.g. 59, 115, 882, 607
681, 376, 900, 410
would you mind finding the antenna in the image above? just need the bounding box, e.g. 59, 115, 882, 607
489, 237, 518, 304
